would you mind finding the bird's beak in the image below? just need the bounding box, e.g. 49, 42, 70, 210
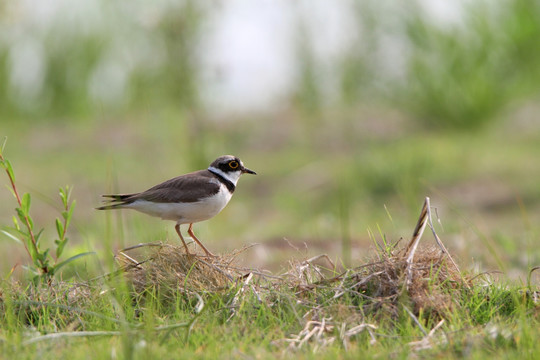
241, 166, 257, 175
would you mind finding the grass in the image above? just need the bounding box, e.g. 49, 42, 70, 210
2, 1, 540, 357
1, 199, 538, 359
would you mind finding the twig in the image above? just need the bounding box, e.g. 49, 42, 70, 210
403, 306, 427, 336
404, 197, 429, 289
428, 319, 445, 337
528, 266, 540, 288
408, 319, 446, 351
405, 197, 466, 289
424, 198, 462, 280
119, 242, 163, 252
281, 318, 335, 351
196, 257, 235, 282
116, 252, 144, 268
305, 254, 336, 270
343, 323, 378, 347
405, 197, 429, 255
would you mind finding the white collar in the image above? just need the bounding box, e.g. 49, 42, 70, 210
208, 166, 242, 186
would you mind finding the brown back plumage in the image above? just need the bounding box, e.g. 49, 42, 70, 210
97, 170, 221, 210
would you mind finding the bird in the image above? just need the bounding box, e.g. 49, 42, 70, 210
97, 155, 256, 257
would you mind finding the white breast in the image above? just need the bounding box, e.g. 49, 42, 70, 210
126, 184, 233, 224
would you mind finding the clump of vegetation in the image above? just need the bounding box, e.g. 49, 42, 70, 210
275, 199, 467, 326
115, 243, 249, 300
114, 198, 467, 324
0, 140, 92, 283
397, 0, 540, 130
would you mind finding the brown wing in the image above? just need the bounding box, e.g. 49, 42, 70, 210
126, 170, 220, 203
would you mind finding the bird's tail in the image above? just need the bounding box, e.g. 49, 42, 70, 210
96, 203, 123, 210
96, 194, 135, 210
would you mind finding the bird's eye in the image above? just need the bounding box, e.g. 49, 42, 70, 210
229, 161, 239, 169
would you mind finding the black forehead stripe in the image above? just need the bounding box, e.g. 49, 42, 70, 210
209, 156, 238, 168
208, 169, 236, 193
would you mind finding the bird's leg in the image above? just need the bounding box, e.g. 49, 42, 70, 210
175, 224, 192, 255
187, 223, 216, 257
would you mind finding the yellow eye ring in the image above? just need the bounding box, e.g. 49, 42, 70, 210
229, 161, 239, 169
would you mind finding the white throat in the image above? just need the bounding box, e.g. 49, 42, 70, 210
208, 166, 241, 186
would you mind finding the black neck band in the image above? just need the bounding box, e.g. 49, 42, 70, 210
208, 169, 236, 193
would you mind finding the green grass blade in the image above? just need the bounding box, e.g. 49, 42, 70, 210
0, 229, 23, 244
53, 251, 96, 272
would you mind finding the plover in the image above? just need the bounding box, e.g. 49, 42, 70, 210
97, 155, 256, 256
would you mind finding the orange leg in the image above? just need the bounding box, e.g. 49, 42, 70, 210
187, 223, 216, 257
175, 224, 192, 255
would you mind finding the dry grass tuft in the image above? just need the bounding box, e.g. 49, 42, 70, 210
345, 197, 467, 319
352, 244, 462, 319
277, 198, 468, 321
115, 243, 255, 300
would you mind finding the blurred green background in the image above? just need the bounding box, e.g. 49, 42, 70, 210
1, 0, 540, 280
